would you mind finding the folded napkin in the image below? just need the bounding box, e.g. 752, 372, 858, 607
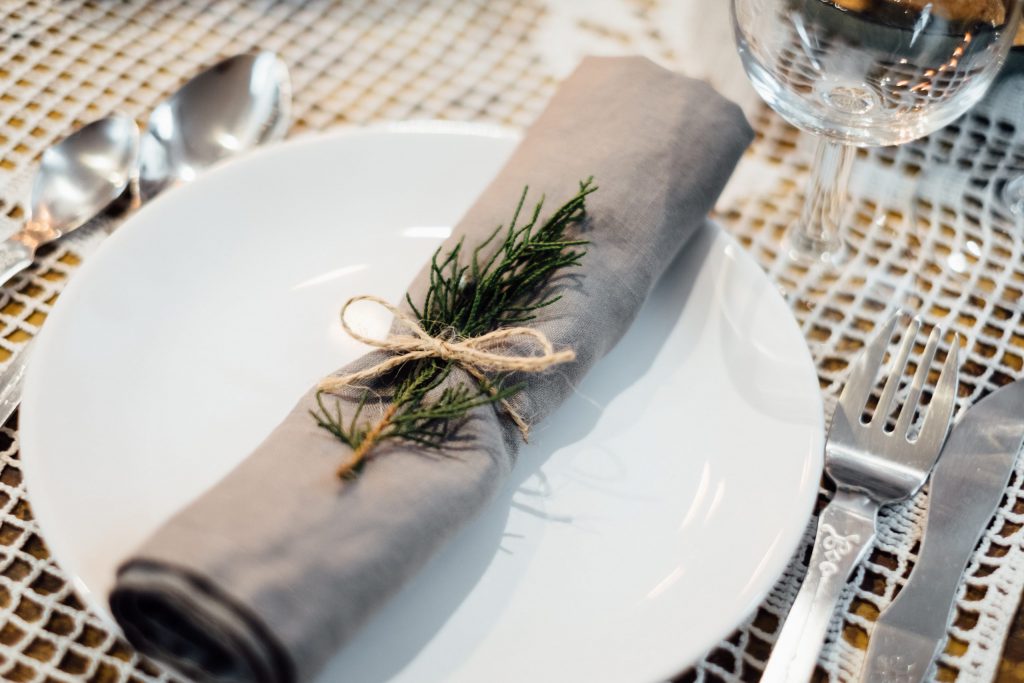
110, 56, 754, 683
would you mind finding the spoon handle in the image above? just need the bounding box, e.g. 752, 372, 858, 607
0, 339, 29, 427
0, 239, 35, 288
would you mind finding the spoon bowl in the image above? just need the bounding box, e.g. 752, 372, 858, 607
0, 113, 139, 286
31, 114, 140, 238
139, 51, 291, 199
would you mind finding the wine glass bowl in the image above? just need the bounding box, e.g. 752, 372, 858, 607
732, 0, 1022, 266
735, 0, 1019, 146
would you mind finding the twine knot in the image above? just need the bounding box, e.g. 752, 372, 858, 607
317, 295, 575, 438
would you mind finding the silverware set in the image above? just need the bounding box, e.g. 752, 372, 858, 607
0, 51, 291, 426
763, 317, 1024, 682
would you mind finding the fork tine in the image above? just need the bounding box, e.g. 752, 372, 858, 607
894, 325, 941, 439
915, 333, 960, 452
839, 315, 899, 415
872, 318, 919, 427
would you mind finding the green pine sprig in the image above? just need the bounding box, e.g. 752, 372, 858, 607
313, 177, 595, 479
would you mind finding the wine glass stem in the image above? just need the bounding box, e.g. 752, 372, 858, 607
789, 138, 855, 263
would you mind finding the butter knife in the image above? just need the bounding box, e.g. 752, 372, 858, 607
859, 379, 1024, 683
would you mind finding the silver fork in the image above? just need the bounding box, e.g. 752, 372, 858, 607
760, 316, 960, 683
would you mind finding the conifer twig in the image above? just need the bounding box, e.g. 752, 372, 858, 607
313, 178, 596, 478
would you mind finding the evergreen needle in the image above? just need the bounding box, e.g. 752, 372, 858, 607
316, 178, 595, 479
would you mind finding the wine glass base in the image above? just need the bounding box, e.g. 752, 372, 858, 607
783, 224, 850, 269
1001, 176, 1024, 218
774, 199, 925, 317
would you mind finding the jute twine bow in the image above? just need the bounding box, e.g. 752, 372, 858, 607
317, 295, 575, 439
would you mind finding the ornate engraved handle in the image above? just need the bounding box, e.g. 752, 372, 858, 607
0, 238, 35, 288
760, 490, 878, 683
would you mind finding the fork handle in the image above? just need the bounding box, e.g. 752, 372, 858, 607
761, 490, 879, 683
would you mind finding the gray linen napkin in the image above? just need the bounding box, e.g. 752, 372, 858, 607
110, 56, 754, 683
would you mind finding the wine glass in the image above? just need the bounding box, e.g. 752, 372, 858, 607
732, 0, 1022, 267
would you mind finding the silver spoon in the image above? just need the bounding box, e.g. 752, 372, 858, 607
0, 114, 140, 287
138, 51, 291, 200
0, 53, 293, 426
0, 113, 139, 423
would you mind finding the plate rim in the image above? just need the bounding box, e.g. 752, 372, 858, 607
20, 122, 824, 680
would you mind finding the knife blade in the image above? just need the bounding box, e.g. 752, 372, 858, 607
859, 379, 1024, 683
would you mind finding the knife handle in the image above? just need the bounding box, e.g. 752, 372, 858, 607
870, 484, 991, 638
761, 490, 878, 683
860, 441, 1020, 681
0, 238, 35, 288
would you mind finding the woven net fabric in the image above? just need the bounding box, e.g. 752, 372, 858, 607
0, 1, 1022, 682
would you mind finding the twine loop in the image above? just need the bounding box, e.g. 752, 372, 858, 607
317, 295, 575, 438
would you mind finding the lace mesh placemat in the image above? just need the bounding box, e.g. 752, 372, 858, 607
0, 1, 1021, 681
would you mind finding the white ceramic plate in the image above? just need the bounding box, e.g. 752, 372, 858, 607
21, 123, 823, 683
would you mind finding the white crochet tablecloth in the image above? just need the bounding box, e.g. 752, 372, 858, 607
0, 1, 1023, 682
